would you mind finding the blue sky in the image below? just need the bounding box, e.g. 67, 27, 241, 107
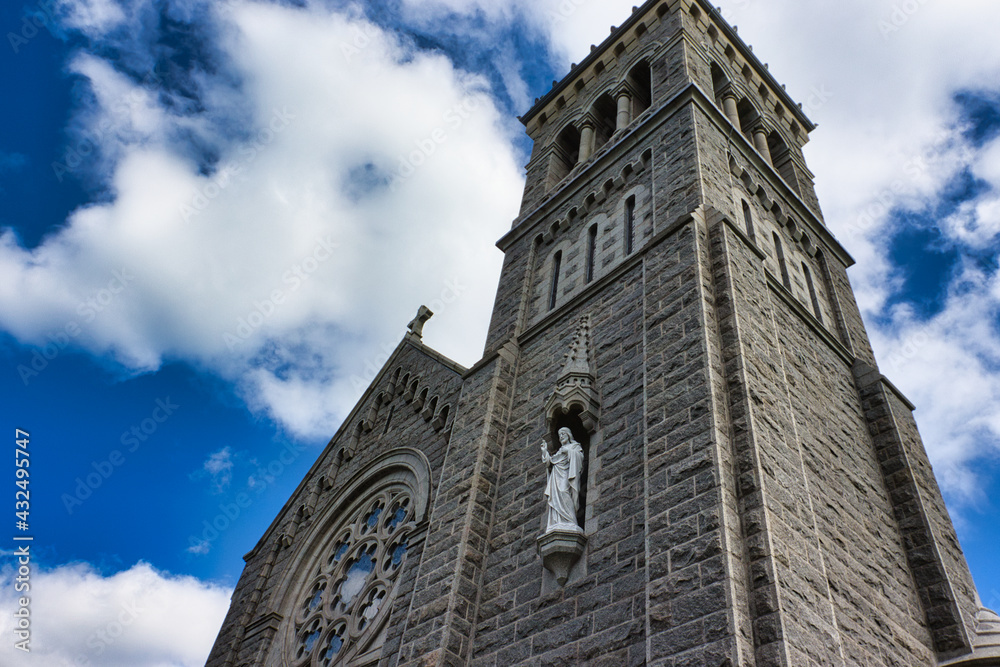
1, 0, 998, 664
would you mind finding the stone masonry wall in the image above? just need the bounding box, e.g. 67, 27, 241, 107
695, 88, 941, 665
206, 340, 464, 667
394, 341, 519, 666
883, 388, 981, 651
473, 262, 648, 666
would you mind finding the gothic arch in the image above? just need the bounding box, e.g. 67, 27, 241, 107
625, 58, 653, 117
711, 61, 731, 101
767, 130, 799, 193
736, 97, 761, 136
577, 212, 608, 285
617, 184, 649, 256
547, 123, 582, 189
589, 93, 617, 152
267, 449, 432, 667
537, 240, 572, 315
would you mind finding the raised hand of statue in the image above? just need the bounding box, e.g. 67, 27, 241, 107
541, 442, 551, 465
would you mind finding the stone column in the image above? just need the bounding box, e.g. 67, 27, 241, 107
616, 91, 632, 131
721, 93, 740, 128
579, 121, 596, 162
752, 124, 772, 164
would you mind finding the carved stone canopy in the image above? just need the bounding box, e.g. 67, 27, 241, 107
545, 316, 600, 434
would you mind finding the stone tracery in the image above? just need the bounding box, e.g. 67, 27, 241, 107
288, 486, 414, 666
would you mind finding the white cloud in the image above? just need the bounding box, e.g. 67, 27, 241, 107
702, 0, 1000, 508
0, 1, 523, 439
871, 267, 1000, 506
399, 0, 638, 65
56, 0, 128, 38
0, 562, 231, 667
390, 0, 1000, 509
199, 447, 235, 492
5, 0, 1000, 505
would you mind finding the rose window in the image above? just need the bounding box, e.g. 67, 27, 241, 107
289, 488, 414, 666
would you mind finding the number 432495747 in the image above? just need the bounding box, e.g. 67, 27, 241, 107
15, 430, 29, 522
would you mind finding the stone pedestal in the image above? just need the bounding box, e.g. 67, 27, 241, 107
537, 529, 587, 586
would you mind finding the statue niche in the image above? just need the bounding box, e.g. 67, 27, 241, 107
537, 317, 598, 586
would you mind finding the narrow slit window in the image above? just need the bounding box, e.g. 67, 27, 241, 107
625, 196, 636, 256
742, 200, 756, 242
586, 225, 597, 284
549, 251, 562, 311
773, 232, 791, 289
382, 405, 395, 435
803, 262, 823, 324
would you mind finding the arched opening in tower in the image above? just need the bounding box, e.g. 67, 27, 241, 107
736, 98, 758, 139
591, 93, 617, 152
711, 62, 729, 102
627, 60, 652, 117
768, 131, 800, 194
547, 124, 581, 190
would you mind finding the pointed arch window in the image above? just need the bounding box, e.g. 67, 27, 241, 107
742, 200, 756, 242
803, 262, 823, 324
625, 196, 636, 256
549, 251, 563, 311
591, 94, 617, 152
627, 60, 652, 117
547, 125, 581, 191
586, 224, 598, 284
773, 232, 791, 290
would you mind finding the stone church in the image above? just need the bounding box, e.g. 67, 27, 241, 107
207, 1, 1000, 665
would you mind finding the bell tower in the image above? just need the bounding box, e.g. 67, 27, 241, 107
207, 2, 999, 666
467, 0, 999, 664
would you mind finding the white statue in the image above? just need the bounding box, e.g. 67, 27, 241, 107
541, 427, 585, 533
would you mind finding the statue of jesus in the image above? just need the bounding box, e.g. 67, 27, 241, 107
541, 427, 585, 533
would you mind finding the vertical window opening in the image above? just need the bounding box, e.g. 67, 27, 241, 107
627, 60, 652, 117
382, 405, 395, 435
591, 94, 617, 152
625, 196, 636, 256
773, 232, 790, 290
547, 125, 581, 191
742, 200, 756, 242
586, 225, 598, 284
549, 251, 562, 311
803, 262, 823, 324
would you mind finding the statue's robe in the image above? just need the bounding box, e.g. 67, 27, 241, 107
544, 442, 584, 531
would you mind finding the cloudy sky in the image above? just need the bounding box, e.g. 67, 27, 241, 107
1, 0, 998, 664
